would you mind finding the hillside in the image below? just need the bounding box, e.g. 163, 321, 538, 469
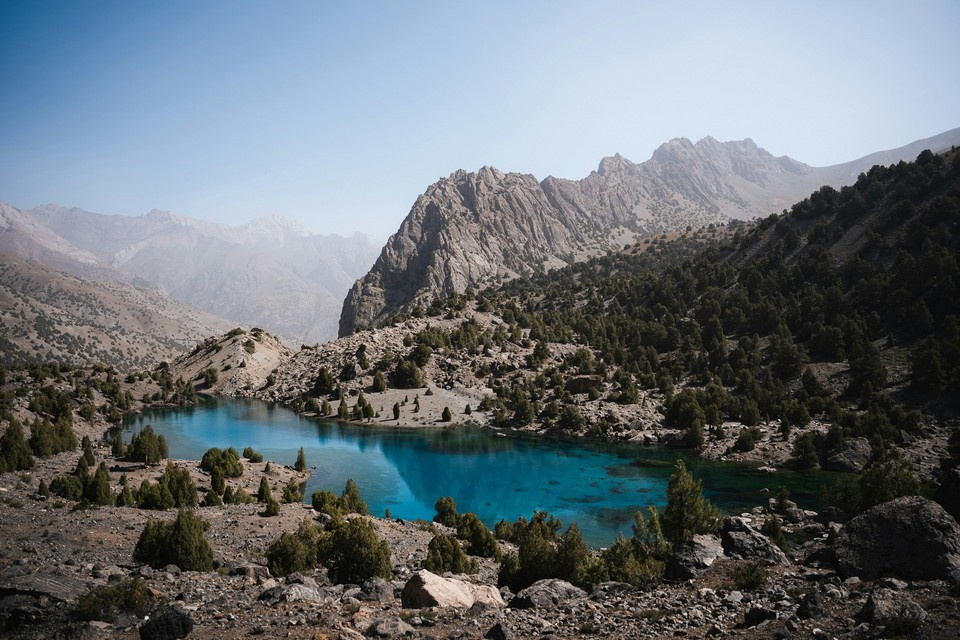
0, 253, 234, 370
1, 202, 380, 344
339, 128, 960, 336
254, 150, 960, 489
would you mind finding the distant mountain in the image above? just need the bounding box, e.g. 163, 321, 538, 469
0, 252, 234, 370
4, 203, 381, 344
339, 128, 960, 336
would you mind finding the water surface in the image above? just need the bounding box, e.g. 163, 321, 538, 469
125, 397, 830, 546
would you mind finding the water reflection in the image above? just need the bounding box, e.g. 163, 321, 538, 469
125, 397, 831, 546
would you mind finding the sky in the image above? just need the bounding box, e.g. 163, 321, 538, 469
1, 1, 958, 239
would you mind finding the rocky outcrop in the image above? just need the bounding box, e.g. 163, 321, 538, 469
833, 496, 960, 581
667, 534, 724, 580
339, 140, 811, 336
339, 129, 960, 337
400, 570, 505, 609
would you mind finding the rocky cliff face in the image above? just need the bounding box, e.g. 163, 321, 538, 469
340, 129, 960, 337
340, 138, 812, 335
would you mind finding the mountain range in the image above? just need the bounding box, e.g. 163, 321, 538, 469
339, 128, 960, 336
0, 202, 381, 346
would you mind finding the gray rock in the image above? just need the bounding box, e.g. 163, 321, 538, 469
822, 437, 872, 472
365, 618, 416, 638
0, 567, 88, 602
742, 606, 777, 627
796, 591, 824, 619
720, 517, 790, 565
400, 570, 504, 609
362, 576, 396, 603
258, 582, 323, 605
935, 465, 960, 522
484, 622, 513, 640
667, 534, 723, 580
856, 588, 927, 629
510, 579, 587, 609
139, 604, 193, 640
834, 496, 960, 581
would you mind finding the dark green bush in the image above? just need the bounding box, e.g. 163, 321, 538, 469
74, 577, 156, 622
127, 426, 168, 465
424, 533, 477, 574
199, 447, 242, 477
133, 509, 213, 571
321, 518, 392, 584
456, 512, 500, 559
433, 496, 458, 527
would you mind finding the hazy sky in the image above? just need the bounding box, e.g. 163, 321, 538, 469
1, 1, 958, 238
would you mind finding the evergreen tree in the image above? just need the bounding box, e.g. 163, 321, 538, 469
662, 460, 721, 546
294, 447, 307, 472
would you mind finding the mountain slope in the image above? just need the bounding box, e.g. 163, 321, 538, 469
340, 128, 960, 336
0, 252, 234, 370
14, 204, 380, 344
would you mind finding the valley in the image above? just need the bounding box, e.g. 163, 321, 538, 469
1, 140, 959, 639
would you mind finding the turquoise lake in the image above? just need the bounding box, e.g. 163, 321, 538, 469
124, 397, 832, 546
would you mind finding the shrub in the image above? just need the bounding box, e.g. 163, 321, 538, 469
789, 433, 819, 468
282, 478, 304, 503
74, 577, 155, 622
127, 426, 168, 465
312, 489, 344, 518
257, 476, 272, 503
761, 516, 789, 551
158, 462, 197, 508
434, 496, 458, 527
441, 407, 452, 422
321, 518, 392, 584
28, 417, 77, 458
85, 462, 113, 506
733, 427, 762, 453
424, 533, 478, 574
372, 370, 387, 392
728, 561, 768, 591
294, 447, 307, 472
267, 531, 312, 577
0, 421, 35, 471
341, 478, 368, 514
133, 509, 213, 571
456, 512, 500, 559
262, 498, 280, 517
242, 446, 263, 463
200, 447, 243, 478
662, 459, 721, 546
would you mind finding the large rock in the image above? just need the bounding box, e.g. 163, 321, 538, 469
365, 618, 415, 638
667, 534, 724, 580
510, 579, 587, 609
834, 496, 960, 581
139, 604, 193, 640
856, 588, 927, 629
822, 438, 872, 473
258, 582, 323, 605
400, 570, 504, 609
720, 517, 790, 565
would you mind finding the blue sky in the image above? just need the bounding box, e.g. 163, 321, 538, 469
1, 1, 958, 238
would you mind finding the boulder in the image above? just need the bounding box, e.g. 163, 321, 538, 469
667, 534, 724, 580
139, 604, 193, 640
720, 517, 790, 565
362, 577, 395, 603
484, 622, 513, 640
856, 588, 927, 629
742, 606, 777, 628
796, 591, 825, 620
510, 579, 587, 609
833, 496, 960, 581
365, 618, 415, 638
400, 570, 504, 609
822, 437, 872, 473
258, 582, 323, 605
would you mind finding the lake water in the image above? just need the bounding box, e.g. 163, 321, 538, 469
124, 397, 831, 546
